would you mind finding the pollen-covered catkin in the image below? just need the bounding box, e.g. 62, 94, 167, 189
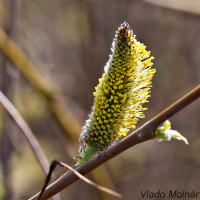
77, 22, 155, 165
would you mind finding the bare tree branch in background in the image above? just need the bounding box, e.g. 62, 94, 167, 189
37, 159, 122, 200
30, 85, 200, 200
0, 26, 81, 141
0, 1, 18, 199
0, 90, 50, 175
0, 11, 116, 199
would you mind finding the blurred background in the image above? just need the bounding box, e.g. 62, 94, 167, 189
0, 0, 199, 199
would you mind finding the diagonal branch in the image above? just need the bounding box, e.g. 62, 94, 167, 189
30, 85, 200, 200
58, 161, 122, 198
37, 160, 122, 199
0, 90, 50, 175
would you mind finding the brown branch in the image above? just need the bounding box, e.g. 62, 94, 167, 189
37, 160, 122, 199
30, 85, 200, 200
58, 161, 122, 198
0, 90, 50, 175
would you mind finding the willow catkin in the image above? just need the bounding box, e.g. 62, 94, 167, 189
77, 22, 156, 165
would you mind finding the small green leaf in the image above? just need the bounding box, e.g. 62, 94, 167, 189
156, 120, 188, 145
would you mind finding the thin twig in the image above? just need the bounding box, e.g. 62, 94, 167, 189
59, 161, 122, 198
29, 85, 200, 200
37, 160, 122, 199
0, 91, 49, 175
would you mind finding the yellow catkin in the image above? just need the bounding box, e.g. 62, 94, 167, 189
78, 22, 156, 163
